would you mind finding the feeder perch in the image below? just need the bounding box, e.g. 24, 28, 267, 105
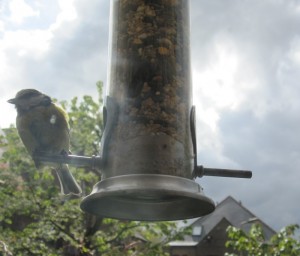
34, 0, 252, 221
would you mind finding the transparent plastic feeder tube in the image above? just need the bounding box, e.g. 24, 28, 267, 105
103, 0, 193, 179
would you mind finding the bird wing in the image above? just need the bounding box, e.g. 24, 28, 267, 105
29, 104, 70, 153
16, 113, 40, 156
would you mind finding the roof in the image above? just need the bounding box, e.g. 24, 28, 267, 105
192, 196, 276, 241
170, 196, 276, 246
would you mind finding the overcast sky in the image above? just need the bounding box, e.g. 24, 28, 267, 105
1, 0, 300, 231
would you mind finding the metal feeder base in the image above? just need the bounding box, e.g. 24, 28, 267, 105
80, 174, 215, 221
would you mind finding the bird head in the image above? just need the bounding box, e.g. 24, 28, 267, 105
8, 89, 52, 113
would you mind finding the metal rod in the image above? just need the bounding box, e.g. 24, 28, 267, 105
33, 153, 103, 170
203, 168, 252, 178
195, 166, 252, 179
33, 153, 251, 179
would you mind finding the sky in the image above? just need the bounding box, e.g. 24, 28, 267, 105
1, 0, 300, 232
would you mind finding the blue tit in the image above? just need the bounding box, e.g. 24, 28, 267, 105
8, 89, 82, 196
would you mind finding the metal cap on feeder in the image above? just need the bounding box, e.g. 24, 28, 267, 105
79, 0, 252, 221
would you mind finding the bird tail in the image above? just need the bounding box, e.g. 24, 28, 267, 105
55, 164, 82, 196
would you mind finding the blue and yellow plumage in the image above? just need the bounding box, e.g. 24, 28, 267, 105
8, 89, 82, 196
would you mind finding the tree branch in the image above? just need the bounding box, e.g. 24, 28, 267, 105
105, 223, 142, 244
26, 183, 80, 244
47, 219, 80, 244
0, 240, 13, 256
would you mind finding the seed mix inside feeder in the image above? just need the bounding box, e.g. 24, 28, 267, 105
105, 0, 193, 178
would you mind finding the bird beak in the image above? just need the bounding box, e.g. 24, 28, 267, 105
7, 98, 17, 104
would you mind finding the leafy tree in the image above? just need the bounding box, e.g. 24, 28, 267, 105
0, 82, 189, 256
225, 223, 300, 256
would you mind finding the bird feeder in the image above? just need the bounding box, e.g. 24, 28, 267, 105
35, 0, 251, 221
80, 0, 251, 221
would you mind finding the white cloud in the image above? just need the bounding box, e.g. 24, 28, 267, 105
192, 35, 241, 142
288, 36, 300, 65
0, 21, 4, 32
1, 29, 52, 58
50, 0, 78, 31
8, 0, 39, 24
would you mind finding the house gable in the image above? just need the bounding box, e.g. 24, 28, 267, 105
169, 196, 276, 256
191, 196, 275, 242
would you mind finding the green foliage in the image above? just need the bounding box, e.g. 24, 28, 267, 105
225, 224, 300, 256
0, 82, 190, 255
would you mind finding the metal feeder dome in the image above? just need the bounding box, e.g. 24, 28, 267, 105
80, 174, 215, 221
